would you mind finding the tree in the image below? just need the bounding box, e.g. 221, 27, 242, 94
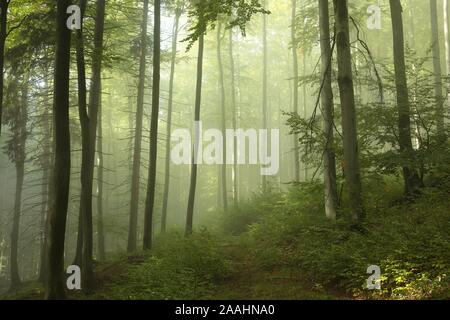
318, 0, 338, 219
127, 0, 149, 252
217, 21, 228, 210
6, 73, 28, 291
261, 0, 268, 193
143, 0, 161, 250
291, 0, 300, 182
46, 0, 72, 300
430, 0, 444, 134
161, 4, 182, 233
0, 0, 9, 135
185, 33, 204, 236
333, 0, 365, 221
229, 27, 238, 207
96, 92, 105, 261
389, 0, 421, 196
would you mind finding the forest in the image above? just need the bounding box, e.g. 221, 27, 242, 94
0, 0, 449, 301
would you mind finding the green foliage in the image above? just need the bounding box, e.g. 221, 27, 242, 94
103, 230, 231, 300
246, 180, 450, 299
183, 0, 269, 50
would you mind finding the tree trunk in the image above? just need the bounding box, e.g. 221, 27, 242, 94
430, 0, 444, 133
389, 0, 421, 196
46, 0, 72, 300
333, 0, 365, 221
10, 80, 28, 290
217, 22, 228, 210
303, 51, 308, 180
82, 0, 106, 293
39, 76, 52, 283
143, 0, 161, 250
262, 0, 268, 193
444, 0, 450, 105
0, 0, 8, 135
97, 92, 105, 261
319, 0, 338, 220
229, 28, 239, 208
291, 0, 300, 182
127, 0, 149, 252
186, 33, 204, 236
161, 9, 181, 233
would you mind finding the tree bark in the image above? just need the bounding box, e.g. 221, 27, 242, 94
186, 33, 204, 237
217, 22, 228, 210
0, 0, 8, 135
389, 0, 421, 196
333, 0, 365, 221
46, 0, 72, 300
262, 0, 268, 192
143, 0, 161, 250
430, 0, 444, 133
229, 28, 239, 208
291, 0, 300, 182
97, 92, 105, 261
161, 9, 181, 233
127, 0, 149, 252
319, 0, 338, 220
10, 78, 28, 290
82, 0, 106, 293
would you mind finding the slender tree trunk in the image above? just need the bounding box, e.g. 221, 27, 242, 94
319, 0, 338, 220
82, 0, 106, 293
39, 147, 50, 283
128, 0, 149, 252
143, 0, 161, 250
262, 0, 268, 193
229, 28, 239, 208
303, 51, 308, 180
445, 0, 450, 105
161, 10, 181, 233
74, 0, 88, 272
444, 0, 450, 74
186, 33, 204, 236
46, 0, 72, 300
389, 0, 421, 196
217, 22, 228, 210
97, 93, 105, 261
39, 76, 52, 283
0, 0, 8, 135
10, 80, 28, 290
291, 0, 300, 182
333, 0, 365, 221
430, 0, 444, 133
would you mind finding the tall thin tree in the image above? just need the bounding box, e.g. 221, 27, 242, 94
143, 0, 161, 250
46, 0, 72, 300
229, 27, 239, 207
217, 22, 228, 210
430, 0, 444, 133
127, 0, 149, 252
389, 0, 421, 195
319, 0, 338, 219
186, 33, 205, 236
0, 0, 9, 135
291, 0, 300, 182
161, 6, 182, 233
333, 0, 365, 221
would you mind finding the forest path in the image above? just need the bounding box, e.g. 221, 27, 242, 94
206, 237, 343, 300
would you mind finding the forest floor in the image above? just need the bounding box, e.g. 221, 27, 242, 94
0, 235, 347, 300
